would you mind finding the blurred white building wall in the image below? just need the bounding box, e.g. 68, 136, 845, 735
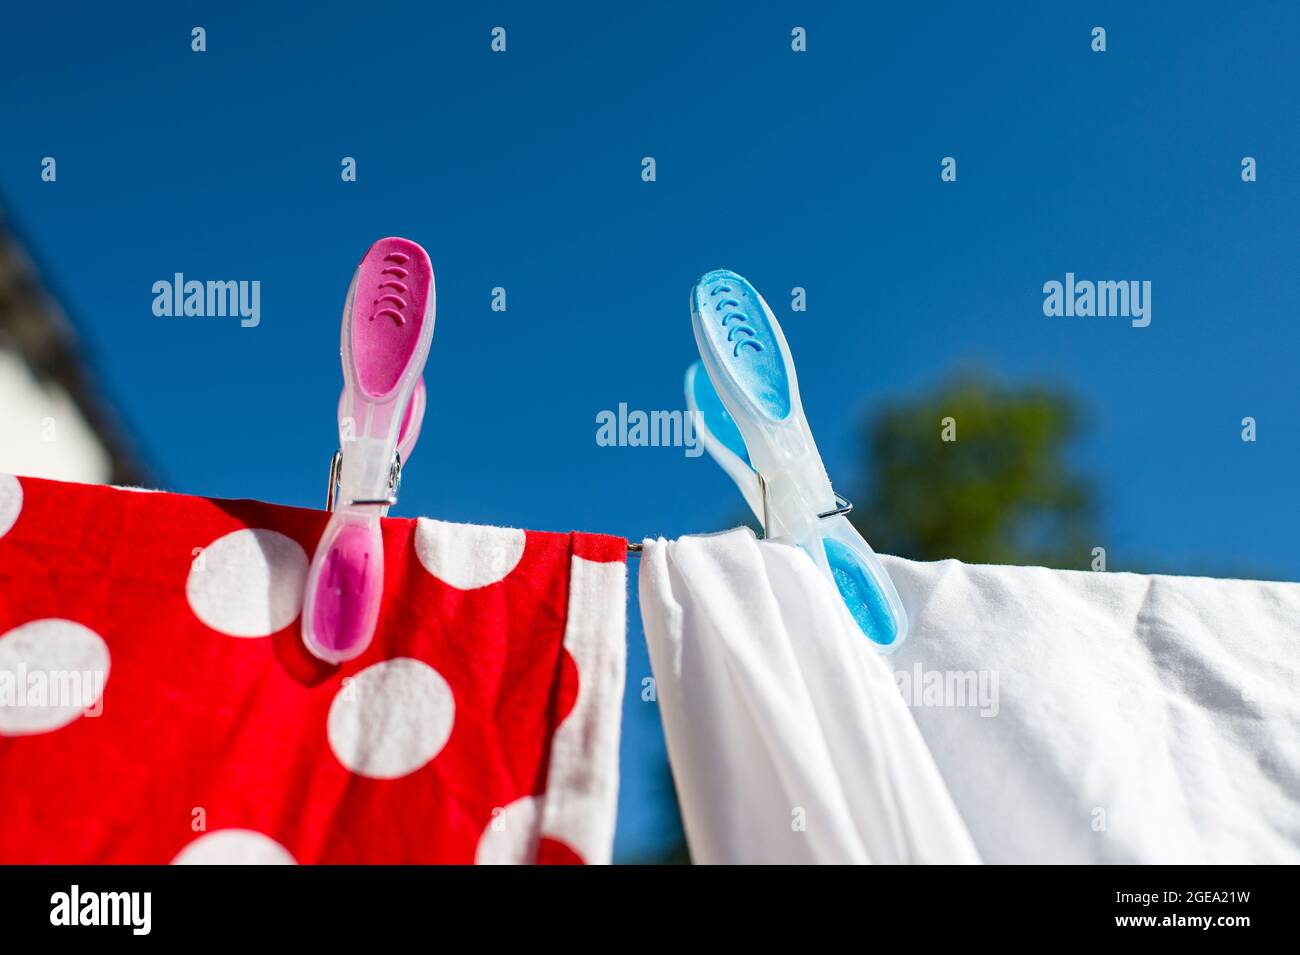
0, 202, 143, 486
0, 348, 112, 482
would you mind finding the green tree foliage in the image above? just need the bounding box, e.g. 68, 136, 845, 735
852, 374, 1096, 569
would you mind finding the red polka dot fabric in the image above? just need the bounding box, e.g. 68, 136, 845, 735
0, 474, 627, 864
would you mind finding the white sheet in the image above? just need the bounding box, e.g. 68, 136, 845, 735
640, 529, 1300, 864
638, 529, 981, 864
883, 555, 1300, 864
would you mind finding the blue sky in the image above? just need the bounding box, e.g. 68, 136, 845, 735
2, 1, 1296, 860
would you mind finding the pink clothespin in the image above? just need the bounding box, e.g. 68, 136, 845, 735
302, 238, 436, 663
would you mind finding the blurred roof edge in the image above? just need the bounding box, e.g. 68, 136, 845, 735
0, 193, 151, 487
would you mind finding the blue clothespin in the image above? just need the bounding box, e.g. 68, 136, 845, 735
685, 269, 909, 651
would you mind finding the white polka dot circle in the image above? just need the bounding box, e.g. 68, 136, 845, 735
414, 518, 525, 590
474, 795, 542, 865
327, 657, 455, 779
186, 528, 308, 637
172, 829, 297, 865
0, 618, 110, 736
0, 474, 22, 540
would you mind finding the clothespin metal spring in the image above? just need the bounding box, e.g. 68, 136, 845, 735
625, 479, 852, 554
325, 448, 403, 512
